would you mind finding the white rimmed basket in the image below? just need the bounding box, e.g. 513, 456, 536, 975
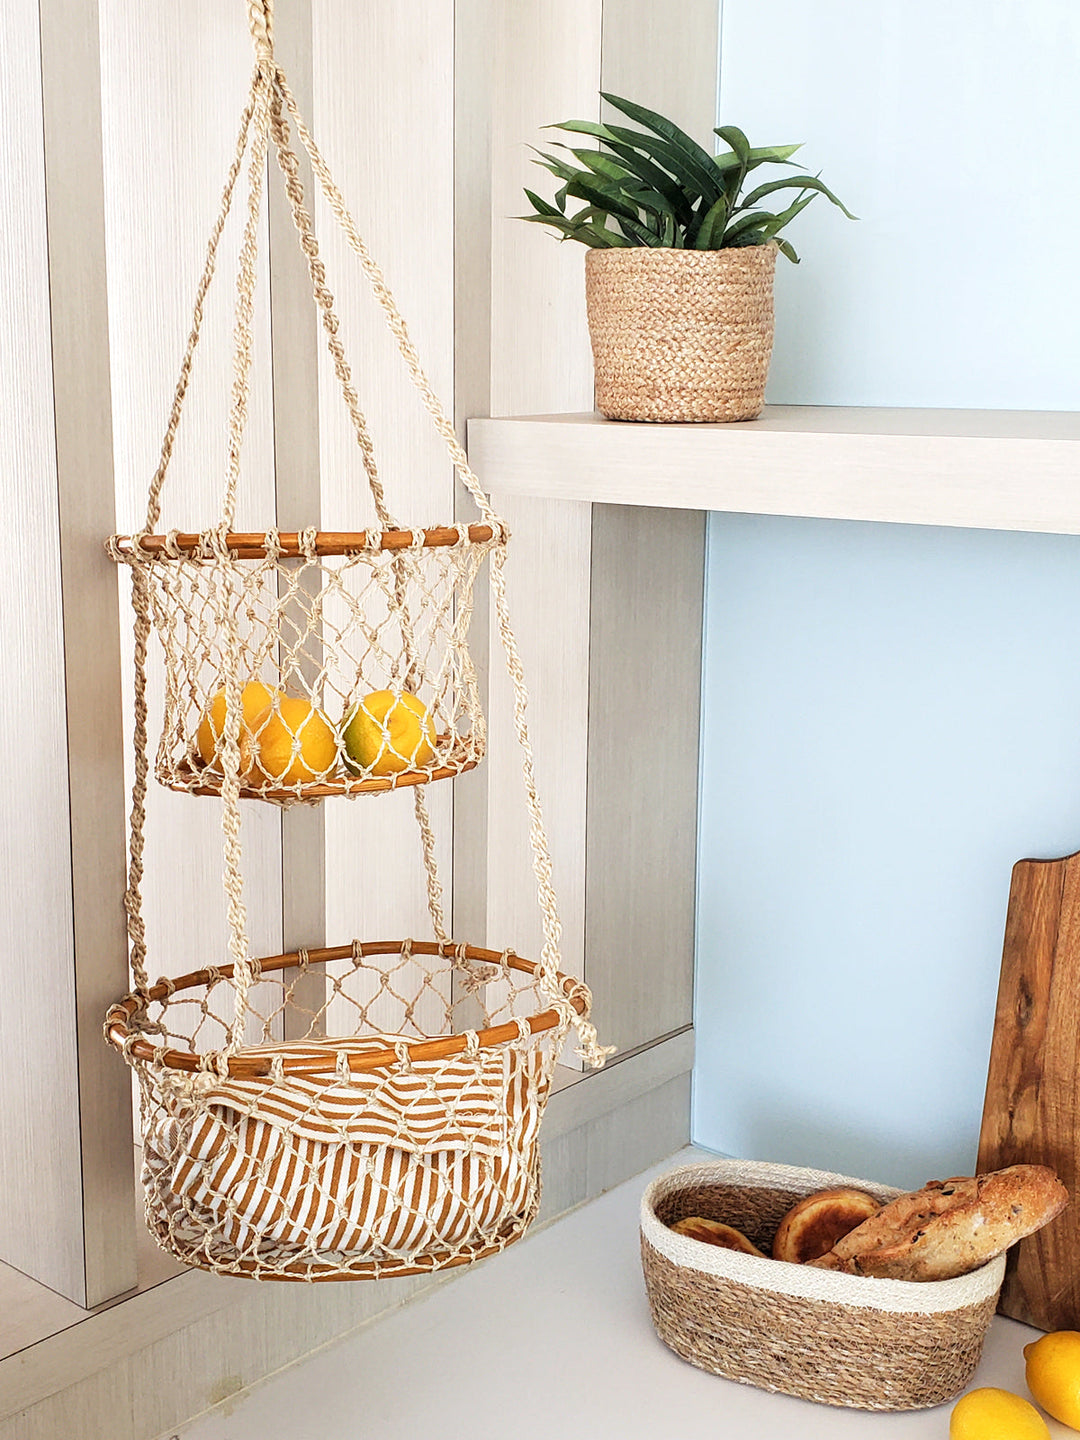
640, 1159, 1005, 1411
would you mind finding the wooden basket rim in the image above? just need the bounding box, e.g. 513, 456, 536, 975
109, 523, 503, 562
106, 939, 587, 1077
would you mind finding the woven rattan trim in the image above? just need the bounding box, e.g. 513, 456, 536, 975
106, 940, 589, 1076
110, 523, 502, 562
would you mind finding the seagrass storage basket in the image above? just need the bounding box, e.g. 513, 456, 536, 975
640, 1159, 1006, 1411
584, 244, 777, 423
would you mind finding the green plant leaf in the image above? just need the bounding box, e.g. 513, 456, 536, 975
530, 148, 581, 182
565, 175, 645, 225
562, 146, 635, 184
517, 212, 631, 247
738, 173, 856, 219
693, 195, 730, 249
549, 117, 720, 208
720, 208, 774, 243
715, 124, 751, 165
523, 187, 568, 217
615, 213, 662, 246
756, 191, 818, 239
775, 237, 800, 262
714, 124, 754, 208
600, 93, 723, 202
597, 140, 697, 222
715, 137, 804, 168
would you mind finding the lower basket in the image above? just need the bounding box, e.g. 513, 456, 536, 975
106, 939, 591, 1280
640, 1159, 1005, 1411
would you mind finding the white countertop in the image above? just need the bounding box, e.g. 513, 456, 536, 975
178, 1147, 1071, 1440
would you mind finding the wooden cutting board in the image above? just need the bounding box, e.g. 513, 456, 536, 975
978, 848, 1080, 1331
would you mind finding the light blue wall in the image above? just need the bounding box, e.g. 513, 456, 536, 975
693, 1, 1080, 1185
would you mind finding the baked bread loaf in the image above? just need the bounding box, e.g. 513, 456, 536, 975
772, 1187, 882, 1264
669, 1216, 767, 1256
807, 1164, 1068, 1281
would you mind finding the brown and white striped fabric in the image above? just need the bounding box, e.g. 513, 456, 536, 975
143, 1037, 544, 1263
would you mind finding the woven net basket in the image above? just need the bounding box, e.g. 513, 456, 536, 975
104, 0, 611, 1282
584, 244, 777, 423
107, 941, 592, 1280
109, 524, 495, 805
640, 1160, 1005, 1411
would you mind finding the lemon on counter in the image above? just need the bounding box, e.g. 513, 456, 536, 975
195, 680, 278, 773
1025, 1330, 1080, 1430
248, 695, 337, 786
950, 1387, 1050, 1440
342, 689, 436, 776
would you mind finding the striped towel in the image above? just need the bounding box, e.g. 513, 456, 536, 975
152, 1037, 543, 1259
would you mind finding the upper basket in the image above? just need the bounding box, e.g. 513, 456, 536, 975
107, 0, 505, 806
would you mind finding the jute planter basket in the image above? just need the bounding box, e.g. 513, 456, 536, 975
640, 1160, 1005, 1411
584, 244, 777, 423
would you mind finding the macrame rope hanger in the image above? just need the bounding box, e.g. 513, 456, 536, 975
104, 0, 611, 1285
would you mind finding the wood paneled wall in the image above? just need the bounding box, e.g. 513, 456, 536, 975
0, 0, 89, 1305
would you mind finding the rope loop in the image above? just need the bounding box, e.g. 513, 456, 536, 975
298, 525, 319, 563
393, 1040, 414, 1075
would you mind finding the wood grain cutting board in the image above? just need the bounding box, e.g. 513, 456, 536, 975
978, 848, 1080, 1331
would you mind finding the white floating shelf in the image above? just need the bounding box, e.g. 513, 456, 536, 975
467, 407, 1080, 536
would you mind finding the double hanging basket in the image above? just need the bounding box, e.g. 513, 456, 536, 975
105, 0, 609, 1282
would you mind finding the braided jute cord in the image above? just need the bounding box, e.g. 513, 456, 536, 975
115, 0, 609, 1069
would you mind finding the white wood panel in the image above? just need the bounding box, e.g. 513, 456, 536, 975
312, 3, 456, 965
486, 0, 601, 1031
100, 0, 283, 995
585, 507, 703, 1054
469, 407, 1080, 533
0, 0, 85, 1304
39, 0, 138, 1308
450, 0, 495, 957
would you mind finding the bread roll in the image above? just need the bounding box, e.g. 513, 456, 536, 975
669, 1216, 767, 1256
772, 1187, 882, 1264
807, 1164, 1068, 1281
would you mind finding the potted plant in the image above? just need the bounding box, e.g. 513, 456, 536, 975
520, 94, 854, 423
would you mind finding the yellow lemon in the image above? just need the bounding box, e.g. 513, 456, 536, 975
342, 689, 436, 776
1025, 1331, 1080, 1429
949, 1387, 1050, 1440
249, 695, 338, 786
195, 680, 278, 773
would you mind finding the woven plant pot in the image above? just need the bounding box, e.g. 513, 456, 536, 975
640, 1159, 1005, 1411
584, 244, 777, 423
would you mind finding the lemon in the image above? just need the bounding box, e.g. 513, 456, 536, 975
949, 1387, 1050, 1440
342, 689, 436, 776
195, 680, 277, 773
249, 695, 338, 786
1025, 1330, 1080, 1429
